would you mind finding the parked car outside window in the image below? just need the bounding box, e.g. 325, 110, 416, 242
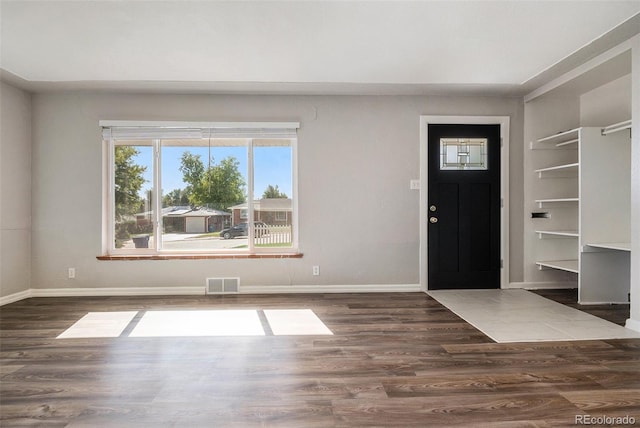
220, 222, 268, 239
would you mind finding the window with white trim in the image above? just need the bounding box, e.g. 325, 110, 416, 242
102, 121, 298, 254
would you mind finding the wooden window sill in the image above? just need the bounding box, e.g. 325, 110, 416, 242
97, 253, 303, 261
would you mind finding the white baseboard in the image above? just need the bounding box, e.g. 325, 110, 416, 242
579, 300, 630, 305
1, 284, 422, 305
506, 281, 577, 290
241, 284, 422, 294
0, 289, 32, 306
30, 287, 205, 298
626, 318, 640, 333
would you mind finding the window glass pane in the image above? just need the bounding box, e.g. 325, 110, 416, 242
114, 141, 154, 250
440, 138, 488, 170
161, 138, 248, 251
252, 140, 293, 248
107, 130, 297, 255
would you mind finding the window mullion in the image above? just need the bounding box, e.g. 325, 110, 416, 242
291, 137, 299, 250
108, 136, 116, 254
153, 139, 162, 252
247, 138, 255, 251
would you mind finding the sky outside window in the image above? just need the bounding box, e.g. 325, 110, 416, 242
133, 141, 292, 202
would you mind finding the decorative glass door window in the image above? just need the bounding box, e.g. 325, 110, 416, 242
440, 138, 488, 170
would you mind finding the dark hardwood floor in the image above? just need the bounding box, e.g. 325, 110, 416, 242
1, 291, 639, 427
532, 288, 631, 326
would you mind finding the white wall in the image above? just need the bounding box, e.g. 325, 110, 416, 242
580, 74, 632, 126
628, 38, 640, 330
30, 92, 523, 292
0, 81, 32, 299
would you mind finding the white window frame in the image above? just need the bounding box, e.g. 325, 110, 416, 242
101, 121, 299, 255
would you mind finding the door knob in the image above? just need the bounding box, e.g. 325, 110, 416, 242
429, 205, 437, 212
429, 217, 438, 224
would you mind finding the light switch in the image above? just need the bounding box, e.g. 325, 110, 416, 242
410, 179, 420, 190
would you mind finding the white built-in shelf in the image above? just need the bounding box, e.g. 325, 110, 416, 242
536, 260, 579, 274
535, 198, 579, 208
601, 120, 631, 136
555, 139, 579, 147
536, 230, 579, 238
536, 128, 580, 146
535, 163, 579, 177
585, 242, 631, 252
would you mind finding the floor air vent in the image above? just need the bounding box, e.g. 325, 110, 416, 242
206, 277, 240, 294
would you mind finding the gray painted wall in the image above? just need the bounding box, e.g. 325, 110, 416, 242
630, 40, 640, 328
28, 91, 523, 292
1, 82, 32, 298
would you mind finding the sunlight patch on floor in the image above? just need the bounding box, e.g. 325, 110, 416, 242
57, 309, 334, 339
129, 310, 266, 337
56, 311, 138, 338
264, 309, 334, 335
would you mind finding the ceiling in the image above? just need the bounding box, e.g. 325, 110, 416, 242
1, 1, 639, 96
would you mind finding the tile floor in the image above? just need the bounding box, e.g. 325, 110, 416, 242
428, 289, 640, 343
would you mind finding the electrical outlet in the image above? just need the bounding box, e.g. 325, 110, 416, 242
312, 266, 320, 276
68, 268, 76, 279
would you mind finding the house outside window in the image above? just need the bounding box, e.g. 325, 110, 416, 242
102, 121, 298, 254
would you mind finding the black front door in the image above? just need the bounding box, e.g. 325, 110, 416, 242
428, 124, 501, 290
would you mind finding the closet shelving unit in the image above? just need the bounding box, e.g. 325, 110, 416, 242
601, 119, 632, 136
578, 119, 631, 303
534, 198, 579, 208
534, 163, 579, 178
535, 230, 579, 238
530, 121, 632, 303
534, 127, 580, 147
535, 260, 579, 274
586, 242, 631, 252
531, 127, 582, 275
524, 45, 634, 305
583, 120, 631, 251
